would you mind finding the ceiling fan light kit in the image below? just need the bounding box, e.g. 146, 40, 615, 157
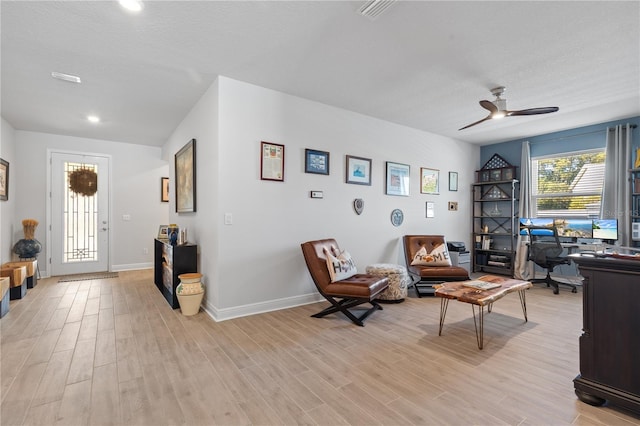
459, 86, 559, 130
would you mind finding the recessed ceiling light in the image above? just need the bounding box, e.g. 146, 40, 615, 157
119, 0, 143, 13
87, 115, 100, 123
51, 71, 81, 84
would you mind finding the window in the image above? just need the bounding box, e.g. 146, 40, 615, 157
531, 149, 605, 218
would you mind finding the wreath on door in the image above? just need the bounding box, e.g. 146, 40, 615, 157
68, 168, 98, 196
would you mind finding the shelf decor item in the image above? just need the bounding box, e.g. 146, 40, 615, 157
475, 153, 516, 183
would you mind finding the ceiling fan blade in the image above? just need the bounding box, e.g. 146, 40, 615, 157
479, 100, 498, 113
507, 107, 559, 116
458, 115, 492, 130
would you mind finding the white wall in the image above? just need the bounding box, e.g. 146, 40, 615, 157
13, 131, 169, 276
166, 76, 479, 321
0, 118, 17, 263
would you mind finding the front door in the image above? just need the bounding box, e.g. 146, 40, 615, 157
50, 152, 110, 276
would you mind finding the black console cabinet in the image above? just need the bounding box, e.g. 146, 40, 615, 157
154, 239, 197, 308
570, 254, 640, 414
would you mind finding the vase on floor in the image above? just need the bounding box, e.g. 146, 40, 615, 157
13, 219, 42, 259
176, 273, 204, 316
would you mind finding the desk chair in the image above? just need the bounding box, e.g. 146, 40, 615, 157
526, 226, 577, 294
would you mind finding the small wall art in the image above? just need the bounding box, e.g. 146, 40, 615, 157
426, 201, 435, 218
261, 141, 285, 181
0, 158, 8, 201
385, 162, 410, 196
161, 177, 169, 202
448, 171, 458, 191
304, 149, 329, 175
175, 139, 196, 213
345, 155, 372, 185
421, 167, 439, 194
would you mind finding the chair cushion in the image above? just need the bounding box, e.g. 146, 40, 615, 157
324, 274, 389, 299
410, 243, 452, 266
324, 247, 358, 282
408, 264, 469, 279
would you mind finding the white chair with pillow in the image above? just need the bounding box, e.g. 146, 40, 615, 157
403, 235, 470, 297
300, 238, 389, 326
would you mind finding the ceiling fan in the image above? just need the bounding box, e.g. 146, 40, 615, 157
459, 86, 559, 130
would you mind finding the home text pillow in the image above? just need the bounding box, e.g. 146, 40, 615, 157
324, 247, 358, 282
411, 243, 452, 267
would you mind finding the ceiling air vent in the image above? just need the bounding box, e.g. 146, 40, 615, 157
357, 0, 396, 20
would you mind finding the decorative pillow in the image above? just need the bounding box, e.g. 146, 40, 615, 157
411, 243, 452, 267
324, 247, 358, 282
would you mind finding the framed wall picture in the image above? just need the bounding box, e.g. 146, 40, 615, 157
161, 177, 169, 202
175, 139, 196, 213
261, 141, 285, 181
385, 162, 410, 196
345, 155, 372, 185
0, 158, 8, 201
448, 171, 458, 191
304, 149, 329, 175
420, 167, 439, 194
426, 201, 435, 218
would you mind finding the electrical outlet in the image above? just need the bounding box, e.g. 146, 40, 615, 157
448, 201, 458, 211
224, 213, 233, 225
143, 248, 148, 254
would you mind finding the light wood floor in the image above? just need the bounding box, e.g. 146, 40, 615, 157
1, 270, 639, 426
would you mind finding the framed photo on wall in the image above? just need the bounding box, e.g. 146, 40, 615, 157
161, 177, 169, 202
175, 139, 196, 213
0, 158, 8, 201
448, 171, 458, 191
345, 155, 372, 185
385, 162, 410, 196
304, 149, 330, 175
261, 141, 285, 181
420, 167, 439, 194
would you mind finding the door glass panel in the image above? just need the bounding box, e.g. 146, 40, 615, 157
63, 162, 99, 263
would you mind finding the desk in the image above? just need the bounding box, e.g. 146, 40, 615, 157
435, 275, 532, 349
561, 243, 605, 253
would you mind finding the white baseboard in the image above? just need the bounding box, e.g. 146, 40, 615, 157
111, 263, 153, 272
203, 292, 325, 322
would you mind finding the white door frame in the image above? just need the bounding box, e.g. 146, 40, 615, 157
46, 149, 112, 277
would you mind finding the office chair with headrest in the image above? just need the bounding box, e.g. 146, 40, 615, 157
526, 225, 577, 294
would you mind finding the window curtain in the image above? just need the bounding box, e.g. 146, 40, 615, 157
600, 124, 632, 247
514, 141, 534, 280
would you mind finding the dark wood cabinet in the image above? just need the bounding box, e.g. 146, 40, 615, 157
570, 254, 640, 414
154, 239, 197, 308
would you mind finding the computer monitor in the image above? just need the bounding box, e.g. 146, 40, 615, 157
554, 218, 593, 239
519, 218, 554, 235
592, 219, 618, 241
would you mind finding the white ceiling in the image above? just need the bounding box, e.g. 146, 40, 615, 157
2, 1, 639, 147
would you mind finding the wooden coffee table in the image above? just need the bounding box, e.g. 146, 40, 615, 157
434, 275, 532, 349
